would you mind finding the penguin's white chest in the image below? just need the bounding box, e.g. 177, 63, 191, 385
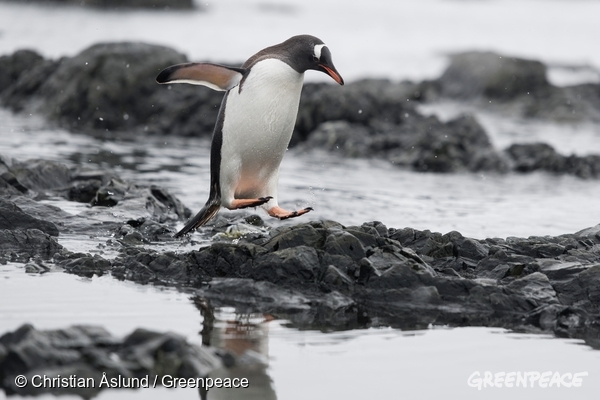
219, 59, 304, 199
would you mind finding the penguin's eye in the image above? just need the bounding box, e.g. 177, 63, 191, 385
313, 44, 326, 63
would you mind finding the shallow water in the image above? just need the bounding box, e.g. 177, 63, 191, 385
2, 263, 600, 400
2, 108, 599, 241
2, 1, 600, 399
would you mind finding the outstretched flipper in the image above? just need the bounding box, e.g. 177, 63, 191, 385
174, 197, 221, 238
156, 62, 246, 91
268, 206, 313, 220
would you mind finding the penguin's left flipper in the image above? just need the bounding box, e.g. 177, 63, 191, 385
268, 206, 313, 220
156, 62, 246, 91
229, 197, 273, 210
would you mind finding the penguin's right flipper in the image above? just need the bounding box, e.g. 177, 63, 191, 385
156, 63, 246, 91
174, 199, 221, 238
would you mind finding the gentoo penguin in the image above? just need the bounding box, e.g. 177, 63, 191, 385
157, 34, 344, 237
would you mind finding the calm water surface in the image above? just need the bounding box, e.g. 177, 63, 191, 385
2, 263, 600, 400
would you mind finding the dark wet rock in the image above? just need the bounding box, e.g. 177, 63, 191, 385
187, 242, 262, 279
519, 82, 600, 122
437, 51, 550, 100
37, 42, 183, 133
67, 170, 116, 203
90, 177, 132, 207
2, 48, 413, 144
102, 247, 205, 285
59, 254, 112, 277
0, 171, 28, 196
0, 324, 220, 398
304, 121, 372, 157
506, 142, 600, 178
506, 272, 560, 307
0, 57, 60, 113
455, 236, 490, 260
22, 260, 51, 273
5, 45, 600, 179
0, 229, 63, 262
196, 278, 357, 329
429, 51, 600, 123
507, 142, 565, 173
0, 157, 71, 196
409, 114, 508, 173
303, 113, 509, 173
323, 230, 367, 261
1, 43, 224, 137
250, 246, 322, 286
116, 218, 174, 243
4, 49, 459, 171
537, 260, 589, 281
295, 79, 419, 143
44, 212, 600, 345
0, 156, 190, 239
0, 0, 195, 10
9, 196, 92, 236
322, 265, 354, 292
297, 78, 510, 174
0, 199, 59, 236
2, 154, 600, 345
552, 264, 600, 306
0, 50, 45, 95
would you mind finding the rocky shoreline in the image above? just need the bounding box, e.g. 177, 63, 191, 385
0, 324, 221, 398
1, 43, 600, 177
1, 156, 600, 347
2, 41, 600, 395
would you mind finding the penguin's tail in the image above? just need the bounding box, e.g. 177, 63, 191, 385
174, 197, 221, 238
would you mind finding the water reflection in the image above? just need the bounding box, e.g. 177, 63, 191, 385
195, 299, 276, 400
190, 301, 600, 400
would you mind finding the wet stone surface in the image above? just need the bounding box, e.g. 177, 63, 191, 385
0, 156, 599, 350
0, 324, 221, 398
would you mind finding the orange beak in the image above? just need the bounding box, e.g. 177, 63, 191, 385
320, 64, 344, 85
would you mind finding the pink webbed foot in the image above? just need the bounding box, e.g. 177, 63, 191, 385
229, 196, 272, 210
267, 206, 313, 220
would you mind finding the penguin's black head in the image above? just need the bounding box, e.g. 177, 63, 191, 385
256, 35, 344, 85
311, 41, 345, 85
288, 35, 344, 85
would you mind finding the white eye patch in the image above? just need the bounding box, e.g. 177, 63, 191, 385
313, 44, 326, 60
